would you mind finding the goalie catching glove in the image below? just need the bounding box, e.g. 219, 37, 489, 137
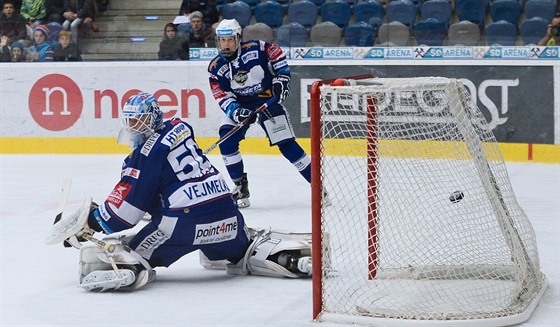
45, 196, 103, 248
272, 74, 290, 103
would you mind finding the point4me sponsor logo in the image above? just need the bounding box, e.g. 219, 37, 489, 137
194, 217, 238, 245
29, 74, 83, 131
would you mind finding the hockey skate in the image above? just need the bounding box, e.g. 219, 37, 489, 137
80, 268, 136, 292
276, 251, 312, 277
232, 173, 250, 208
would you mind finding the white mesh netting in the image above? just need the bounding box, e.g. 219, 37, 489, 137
315, 77, 547, 325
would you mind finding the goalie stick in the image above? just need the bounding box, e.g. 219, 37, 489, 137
53, 179, 72, 224
204, 96, 278, 155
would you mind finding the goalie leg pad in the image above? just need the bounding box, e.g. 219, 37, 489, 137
79, 238, 156, 291
226, 229, 312, 278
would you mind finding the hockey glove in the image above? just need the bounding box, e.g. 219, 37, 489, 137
63, 201, 101, 248
232, 107, 254, 124
272, 74, 290, 103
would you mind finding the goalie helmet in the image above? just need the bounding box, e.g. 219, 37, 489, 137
118, 92, 163, 149
215, 19, 242, 58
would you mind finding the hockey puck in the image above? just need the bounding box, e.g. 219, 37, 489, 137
449, 191, 464, 203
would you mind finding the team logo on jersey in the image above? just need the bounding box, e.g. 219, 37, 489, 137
108, 182, 132, 208
241, 50, 258, 63
233, 71, 249, 86
194, 216, 238, 245
121, 167, 140, 179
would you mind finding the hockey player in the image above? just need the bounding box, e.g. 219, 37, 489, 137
207, 19, 312, 208
45, 92, 313, 292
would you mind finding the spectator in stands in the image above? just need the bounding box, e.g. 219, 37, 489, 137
62, 0, 95, 44
45, 0, 64, 23
538, 10, 560, 46
179, 0, 218, 27
10, 40, 25, 61
25, 23, 53, 61
0, 0, 28, 42
21, 0, 46, 28
158, 22, 189, 60
185, 11, 214, 48
52, 29, 80, 60
0, 34, 12, 61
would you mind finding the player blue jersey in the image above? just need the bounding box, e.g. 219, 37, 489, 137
208, 39, 289, 116
96, 118, 236, 234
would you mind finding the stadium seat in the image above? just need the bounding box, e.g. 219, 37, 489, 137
255, 1, 285, 30
414, 18, 447, 46
378, 21, 410, 46
308, 0, 326, 11
524, 0, 556, 22
46, 22, 63, 43
386, 0, 417, 30
240, 0, 261, 12
216, 0, 228, 12
242, 23, 275, 42
275, 0, 292, 10
354, 0, 385, 24
447, 20, 481, 46
485, 20, 517, 45
321, 0, 353, 30
221, 1, 252, 28
490, 0, 522, 26
344, 21, 376, 46
276, 22, 309, 47
310, 21, 342, 46
455, 0, 487, 30
520, 17, 549, 45
421, 0, 452, 28
288, 0, 318, 30
368, 17, 382, 31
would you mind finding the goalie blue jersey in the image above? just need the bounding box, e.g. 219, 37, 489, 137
96, 118, 238, 234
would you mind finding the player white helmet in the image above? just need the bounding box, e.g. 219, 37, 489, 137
118, 92, 163, 149
215, 19, 242, 58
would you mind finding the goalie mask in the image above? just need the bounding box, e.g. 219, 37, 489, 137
215, 19, 242, 58
118, 92, 163, 149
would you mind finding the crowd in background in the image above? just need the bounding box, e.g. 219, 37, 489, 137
2, 0, 560, 62
0, 0, 107, 61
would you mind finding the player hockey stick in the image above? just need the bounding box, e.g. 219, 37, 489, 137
204, 96, 278, 155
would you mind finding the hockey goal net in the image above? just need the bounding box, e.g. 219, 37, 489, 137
310, 77, 547, 326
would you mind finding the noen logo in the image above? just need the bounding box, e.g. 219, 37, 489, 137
28, 74, 83, 131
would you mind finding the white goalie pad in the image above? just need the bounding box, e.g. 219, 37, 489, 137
226, 228, 312, 278
79, 237, 155, 292
45, 196, 93, 246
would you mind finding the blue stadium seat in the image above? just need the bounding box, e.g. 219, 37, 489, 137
414, 18, 447, 46
221, 1, 253, 28
240, 0, 261, 12
216, 0, 229, 12
308, 0, 326, 11
455, 0, 487, 30
276, 22, 309, 47
321, 0, 353, 30
354, 0, 385, 24
386, 0, 417, 30
524, 0, 556, 22
485, 20, 517, 46
490, 0, 522, 26
275, 0, 292, 10
288, 0, 318, 30
344, 21, 376, 46
520, 17, 549, 45
421, 0, 452, 28
255, 1, 285, 30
